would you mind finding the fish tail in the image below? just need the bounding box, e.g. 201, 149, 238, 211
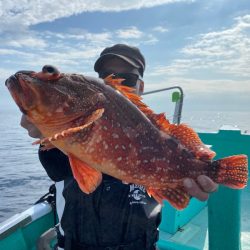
211, 155, 248, 188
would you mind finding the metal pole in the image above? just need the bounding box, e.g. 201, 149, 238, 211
142, 86, 184, 124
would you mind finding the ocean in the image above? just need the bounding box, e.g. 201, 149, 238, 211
0, 100, 250, 223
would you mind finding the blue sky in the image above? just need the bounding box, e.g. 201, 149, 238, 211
1, 0, 250, 114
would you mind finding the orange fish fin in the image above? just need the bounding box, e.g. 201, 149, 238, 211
68, 154, 102, 193
147, 186, 190, 210
32, 108, 104, 146
104, 76, 171, 125
150, 113, 171, 130
211, 155, 248, 188
166, 123, 216, 160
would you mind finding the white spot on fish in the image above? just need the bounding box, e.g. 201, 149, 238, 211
112, 133, 119, 139
103, 126, 108, 131
88, 148, 94, 153
150, 158, 156, 163
102, 141, 108, 150
117, 157, 122, 161
63, 102, 70, 107
122, 145, 126, 150
55, 107, 64, 113
115, 144, 119, 149
96, 136, 102, 143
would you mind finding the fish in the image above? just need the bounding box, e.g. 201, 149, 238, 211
5, 65, 248, 210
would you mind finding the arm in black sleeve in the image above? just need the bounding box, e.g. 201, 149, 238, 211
39, 147, 73, 182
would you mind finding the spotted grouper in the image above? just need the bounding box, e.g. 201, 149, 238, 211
5, 65, 248, 209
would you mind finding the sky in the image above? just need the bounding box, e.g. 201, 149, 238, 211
1, 0, 250, 114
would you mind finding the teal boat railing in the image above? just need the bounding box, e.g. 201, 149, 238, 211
0, 203, 54, 250
199, 127, 250, 250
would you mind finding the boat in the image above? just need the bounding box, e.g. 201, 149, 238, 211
0, 87, 249, 250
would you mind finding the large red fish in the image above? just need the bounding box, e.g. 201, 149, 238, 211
5, 65, 248, 209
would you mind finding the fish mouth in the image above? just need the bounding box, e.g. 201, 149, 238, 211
5, 71, 37, 113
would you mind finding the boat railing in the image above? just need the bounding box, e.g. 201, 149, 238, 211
142, 86, 184, 125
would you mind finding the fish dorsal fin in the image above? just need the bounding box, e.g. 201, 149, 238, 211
104, 76, 216, 160
104, 75, 170, 128
33, 108, 104, 146
167, 123, 216, 160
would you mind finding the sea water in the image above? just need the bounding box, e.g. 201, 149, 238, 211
0, 101, 249, 223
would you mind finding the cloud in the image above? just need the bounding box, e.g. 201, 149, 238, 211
150, 14, 250, 79
116, 26, 144, 39
1, 0, 194, 32
0, 32, 47, 49
182, 15, 250, 77
115, 26, 158, 44
144, 74, 250, 94
0, 67, 14, 79
0, 24, 159, 75
152, 26, 169, 33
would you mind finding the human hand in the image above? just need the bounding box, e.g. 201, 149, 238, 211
20, 115, 43, 139
183, 175, 218, 201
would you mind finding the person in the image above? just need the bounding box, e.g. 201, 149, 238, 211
20, 44, 218, 250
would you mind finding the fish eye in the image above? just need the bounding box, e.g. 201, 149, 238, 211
42, 65, 59, 74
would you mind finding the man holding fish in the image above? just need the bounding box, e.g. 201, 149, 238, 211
19, 44, 221, 250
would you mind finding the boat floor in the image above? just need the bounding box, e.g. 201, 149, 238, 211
159, 185, 250, 250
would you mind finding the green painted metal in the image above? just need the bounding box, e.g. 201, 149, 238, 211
172, 92, 181, 102
199, 129, 250, 250
0, 211, 54, 250
0, 215, 32, 241
0, 229, 28, 250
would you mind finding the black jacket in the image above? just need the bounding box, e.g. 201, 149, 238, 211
39, 148, 161, 250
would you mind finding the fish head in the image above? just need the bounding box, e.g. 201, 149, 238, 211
5, 65, 106, 134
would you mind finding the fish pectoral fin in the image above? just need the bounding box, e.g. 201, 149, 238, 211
167, 124, 216, 161
68, 154, 102, 194
32, 108, 104, 146
147, 186, 190, 210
